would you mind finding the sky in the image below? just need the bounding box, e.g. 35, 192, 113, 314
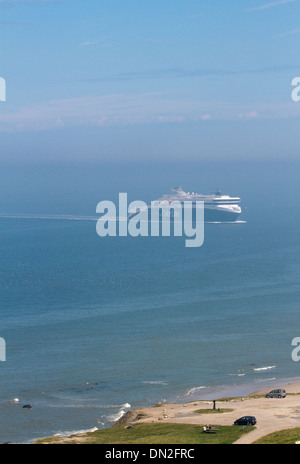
0, 0, 300, 165
0, 0, 300, 216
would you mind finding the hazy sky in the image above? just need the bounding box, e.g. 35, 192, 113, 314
0, 0, 300, 163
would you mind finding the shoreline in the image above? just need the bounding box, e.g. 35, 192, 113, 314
109, 376, 300, 444
35, 376, 300, 444
176, 375, 300, 403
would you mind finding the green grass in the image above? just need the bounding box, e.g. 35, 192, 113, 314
254, 428, 300, 444
36, 423, 254, 445
193, 408, 233, 414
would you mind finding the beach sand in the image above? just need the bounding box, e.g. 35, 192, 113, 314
125, 380, 300, 444
36, 379, 300, 444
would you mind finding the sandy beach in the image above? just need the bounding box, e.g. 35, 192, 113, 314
37, 379, 300, 444
125, 380, 300, 444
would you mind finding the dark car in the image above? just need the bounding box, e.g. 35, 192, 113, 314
234, 416, 257, 426
266, 389, 286, 398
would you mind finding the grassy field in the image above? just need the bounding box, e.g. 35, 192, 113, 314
254, 428, 300, 444
193, 408, 233, 414
35, 423, 253, 445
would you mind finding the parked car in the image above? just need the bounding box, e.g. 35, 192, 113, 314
266, 389, 286, 398
234, 416, 257, 426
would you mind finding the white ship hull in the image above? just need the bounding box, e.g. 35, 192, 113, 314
128, 187, 242, 223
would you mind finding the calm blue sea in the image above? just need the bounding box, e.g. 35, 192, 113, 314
0, 163, 300, 443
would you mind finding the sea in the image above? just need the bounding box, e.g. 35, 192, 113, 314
0, 160, 300, 443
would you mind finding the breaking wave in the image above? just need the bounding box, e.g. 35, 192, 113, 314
253, 366, 276, 372
184, 386, 208, 396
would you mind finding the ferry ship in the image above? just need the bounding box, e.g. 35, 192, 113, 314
128, 187, 242, 223
158, 187, 242, 222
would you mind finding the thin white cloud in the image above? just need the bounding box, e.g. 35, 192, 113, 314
80, 36, 111, 48
0, 93, 299, 133
247, 0, 296, 11
80, 40, 99, 47
275, 28, 300, 37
